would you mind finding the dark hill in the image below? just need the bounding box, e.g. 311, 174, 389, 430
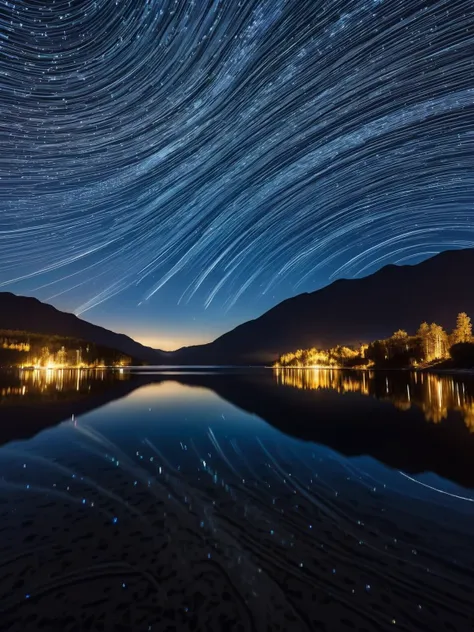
2, 248, 473, 366
0, 292, 164, 364
169, 248, 474, 365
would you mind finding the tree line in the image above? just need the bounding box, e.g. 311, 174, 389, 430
275, 312, 474, 369
0, 330, 133, 368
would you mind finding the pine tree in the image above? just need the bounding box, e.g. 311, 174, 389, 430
452, 312, 472, 345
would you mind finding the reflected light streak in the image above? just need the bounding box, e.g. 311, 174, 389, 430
399, 472, 474, 504
274, 368, 474, 429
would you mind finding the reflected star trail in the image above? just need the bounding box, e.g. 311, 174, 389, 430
1, 0, 473, 339
1, 376, 474, 630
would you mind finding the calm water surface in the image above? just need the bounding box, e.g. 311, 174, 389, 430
0, 368, 473, 631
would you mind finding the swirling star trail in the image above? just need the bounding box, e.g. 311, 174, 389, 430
1, 0, 473, 346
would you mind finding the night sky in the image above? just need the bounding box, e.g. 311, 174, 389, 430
1, 0, 473, 350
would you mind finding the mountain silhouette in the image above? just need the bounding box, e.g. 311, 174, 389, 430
1, 248, 473, 365
0, 292, 165, 363
170, 248, 474, 364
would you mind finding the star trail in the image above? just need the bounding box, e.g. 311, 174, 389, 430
1, 0, 473, 346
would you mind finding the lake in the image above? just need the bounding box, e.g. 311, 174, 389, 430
0, 368, 473, 631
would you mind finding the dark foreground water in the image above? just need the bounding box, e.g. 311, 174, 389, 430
0, 368, 473, 632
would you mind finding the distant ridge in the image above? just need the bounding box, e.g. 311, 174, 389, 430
168, 248, 474, 364
1, 248, 473, 366
0, 292, 165, 364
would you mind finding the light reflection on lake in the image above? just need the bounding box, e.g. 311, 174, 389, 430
4, 367, 474, 432
0, 368, 473, 631
274, 367, 474, 428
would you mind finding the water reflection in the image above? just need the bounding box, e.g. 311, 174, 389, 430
0, 368, 127, 400
19, 367, 127, 391
2, 368, 474, 488
274, 368, 474, 429
0, 375, 473, 632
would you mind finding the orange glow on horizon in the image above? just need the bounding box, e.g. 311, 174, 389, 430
131, 334, 212, 352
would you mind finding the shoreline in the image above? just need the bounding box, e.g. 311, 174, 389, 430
1, 364, 474, 377
271, 365, 474, 374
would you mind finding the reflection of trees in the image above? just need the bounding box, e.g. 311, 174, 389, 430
0, 369, 129, 402
274, 368, 371, 395
273, 368, 474, 430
